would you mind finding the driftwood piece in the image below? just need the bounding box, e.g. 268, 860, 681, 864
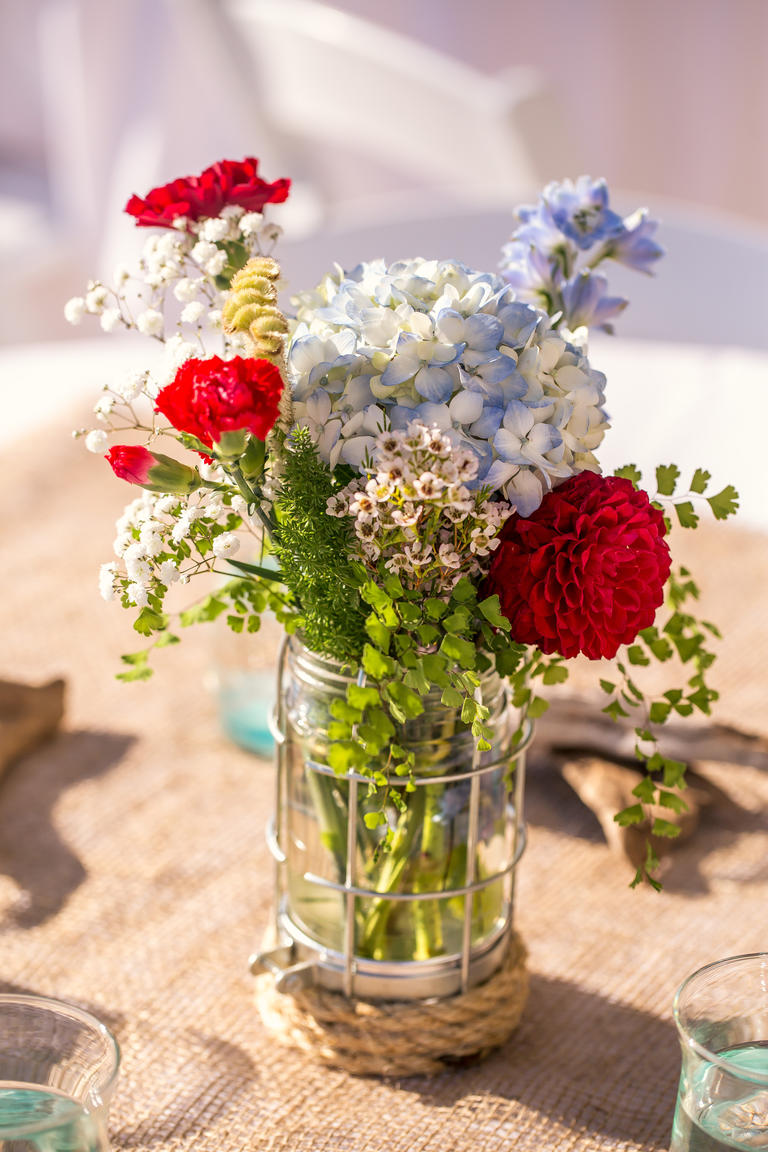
559, 755, 710, 869
0, 679, 66, 777
533, 695, 768, 771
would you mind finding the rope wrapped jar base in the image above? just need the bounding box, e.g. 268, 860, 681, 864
254, 931, 528, 1078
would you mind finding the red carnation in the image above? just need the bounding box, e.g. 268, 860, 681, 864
125, 157, 290, 227
485, 471, 671, 660
155, 356, 283, 451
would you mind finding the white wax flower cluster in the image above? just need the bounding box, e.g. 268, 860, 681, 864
326, 419, 512, 594
289, 257, 608, 516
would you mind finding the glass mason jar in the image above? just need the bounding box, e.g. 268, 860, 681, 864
264, 637, 529, 1001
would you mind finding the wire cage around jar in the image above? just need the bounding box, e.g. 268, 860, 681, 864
253, 636, 530, 1002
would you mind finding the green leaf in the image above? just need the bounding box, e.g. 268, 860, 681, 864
347, 683, 380, 710
327, 740, 368, 775
603, 699, 630, 721
655, 464, 680, 496
662, 758, 687, 788
451, 577, 475, 603
649, 637, 673, 661
441, 685, 463, 707
542, 663, 568, 685
154, 632, 180, 648
133, 607, 168, 636
365, 613, 392, 649
673, 636, 702, 663
383, 573, 405, 599
116, 665, 154, 682
495, 644, 523, 677
613, 463, 642, 487
329, 699, 362, 724
416, 623, 440, 646
361, 644, 396, 680
225, 558, 285, 582
461, 697, 477, 723
442, 609, 472, 634
674, 501, 700, 529
398, 601, 421, 625
651, 817, 682, 839
687, 686, 714, 714
649, 700, 672, 724
403, 663, 431, 696
361, 709, 395, 741
599, 679, 616, 694
424, 598, 449, 620
477, 594, 511, 631
226, 615, 244, 633
615, 803, 645, 827
180, 597, 227, 626
527, 696, 550, 719
386, 681, 424, 720
120, 649, 149, 666
657, 790, 689, 814
707, 484, 739, 520
626, 645, 650, 666
439, 633, 476, 669
421, 652, 450, 687
363, 811, 387, 829
690, 468, 711, 494
360, 581, 392, 613
632, 778, 656, 803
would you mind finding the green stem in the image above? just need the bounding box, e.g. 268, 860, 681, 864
359, 787, 426, 959
227, 463, 276, 539
412, 785, 445, 959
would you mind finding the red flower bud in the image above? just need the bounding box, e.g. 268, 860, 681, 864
485, 471, 671, 660
106, 445, 154, 485
105, 445, 201, 494
124, 157, 290, 228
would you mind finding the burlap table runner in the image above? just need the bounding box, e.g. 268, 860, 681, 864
1, 405, 766, 1151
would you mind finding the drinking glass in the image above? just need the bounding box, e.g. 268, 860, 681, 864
0, 994, 120, 1151
671, 953, 768, 1151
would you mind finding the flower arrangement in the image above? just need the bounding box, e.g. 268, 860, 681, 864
69, 160, 738, 891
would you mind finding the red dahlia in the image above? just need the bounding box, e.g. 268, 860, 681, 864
485, 471, 671, 660
155, 356, 283, 449
125, 157, 290, 228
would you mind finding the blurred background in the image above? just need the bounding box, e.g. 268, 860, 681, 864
1, 0, 767, 519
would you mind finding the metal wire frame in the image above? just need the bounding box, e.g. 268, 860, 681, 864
259, 635, 530, 1000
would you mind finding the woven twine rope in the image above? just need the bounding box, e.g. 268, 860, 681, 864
254, 931, 528, 1077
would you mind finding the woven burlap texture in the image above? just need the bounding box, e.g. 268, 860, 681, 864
1, 414, 767, 1151
255, 932, 528, 1077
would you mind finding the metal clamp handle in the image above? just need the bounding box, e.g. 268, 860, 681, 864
249, 944, 318, 992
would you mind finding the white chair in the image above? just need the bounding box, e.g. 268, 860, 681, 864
174, 0, 575, 228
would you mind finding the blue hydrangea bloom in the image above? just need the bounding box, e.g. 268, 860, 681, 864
287, 257, 608, 516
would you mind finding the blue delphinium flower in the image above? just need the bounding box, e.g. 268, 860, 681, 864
499, 177, 663, 334
560, 271, 627, 333
544, 176, 626, 250
592, 207, 665, 273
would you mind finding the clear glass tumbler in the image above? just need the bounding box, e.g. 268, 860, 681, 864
671, 953, 768, 1151
0, 994, 120, 1151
